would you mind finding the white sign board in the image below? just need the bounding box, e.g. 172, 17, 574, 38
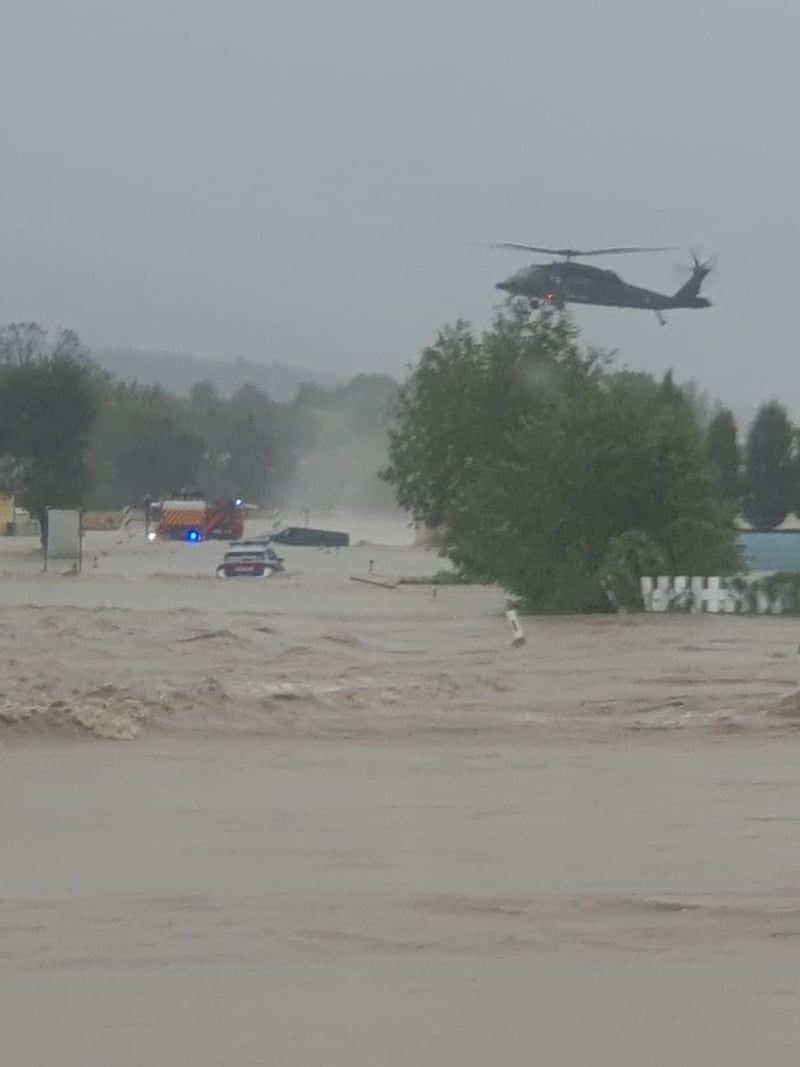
45, 508, 82, 566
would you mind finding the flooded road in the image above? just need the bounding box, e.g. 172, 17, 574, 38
1, 521, 799, 1064
2, 737, 799, 1065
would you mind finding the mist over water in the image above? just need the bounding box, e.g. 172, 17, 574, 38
283, 405, 397, 515
278, 373, 400, 517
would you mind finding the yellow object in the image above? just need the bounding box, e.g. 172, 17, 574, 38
0, 494, 14, 535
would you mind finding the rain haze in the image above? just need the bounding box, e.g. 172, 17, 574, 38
0, 0, 797, 409
6, 6, 800, 1065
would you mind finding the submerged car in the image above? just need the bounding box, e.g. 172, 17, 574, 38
215, 543, 285, 578
269, 526, 349, 547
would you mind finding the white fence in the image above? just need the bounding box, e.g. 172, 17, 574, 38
640, 575, 797, 614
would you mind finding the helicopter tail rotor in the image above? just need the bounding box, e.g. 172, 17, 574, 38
670, 247, 716, 308
674, 247, 717, 281
686, 246, 718, 274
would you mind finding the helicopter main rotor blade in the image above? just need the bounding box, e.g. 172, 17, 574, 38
578, 246, 678, 256
486, 243, 678, 257
487, 243, 581, 255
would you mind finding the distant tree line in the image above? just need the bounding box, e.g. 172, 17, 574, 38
90, 346, 340, 403
0, 321, 397, 516
87, 378, 304, 507
4, 311, 794, 615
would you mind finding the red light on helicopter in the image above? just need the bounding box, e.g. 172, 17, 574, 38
545, 291, 554, 301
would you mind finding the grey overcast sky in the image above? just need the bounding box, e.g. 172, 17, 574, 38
1, 0, 798, 414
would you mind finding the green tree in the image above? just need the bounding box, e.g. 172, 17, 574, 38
706, 408, 741, 506
182, 381, 282, 504
446, 371, 736, 610
381, 320, 484, 528
87, 382, 204, 505
742, 401, 794, 529
677, 378, 714, 429
384, 304, 737, 612
381, 303, 604, 529
223, 384, 279, 503
0, 323, 103, 515
600, 531, 668, 611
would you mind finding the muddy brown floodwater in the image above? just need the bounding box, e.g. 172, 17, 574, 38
1, 517, 799, 1065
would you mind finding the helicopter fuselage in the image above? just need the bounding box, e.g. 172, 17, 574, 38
496, 260, 709, 313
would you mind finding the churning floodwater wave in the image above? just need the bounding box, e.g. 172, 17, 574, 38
1, 517, 800, 744
3, 518, 800, 1067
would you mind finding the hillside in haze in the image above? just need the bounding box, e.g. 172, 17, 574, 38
90, 347, 342, 402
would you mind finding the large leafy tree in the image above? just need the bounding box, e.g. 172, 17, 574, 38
0, 323, 103, 515
381, 320, 485, 528
383, 303, 737, 611
381, 303, 604, 529
742, 401, 794, 529
446, 370, 737, 610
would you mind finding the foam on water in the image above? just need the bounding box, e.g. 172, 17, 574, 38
1, 514, 800, 745
3, 515, 800, 1064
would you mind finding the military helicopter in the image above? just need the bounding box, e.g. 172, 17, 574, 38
489, 243, 713, 325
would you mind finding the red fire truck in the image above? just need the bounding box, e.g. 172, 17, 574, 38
147, 490, 245, 542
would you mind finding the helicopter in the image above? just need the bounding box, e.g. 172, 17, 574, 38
489, 244, 713, 325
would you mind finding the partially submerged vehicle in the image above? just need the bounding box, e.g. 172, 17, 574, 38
147, 490, 245, 542
269, 526, 349, 548
216, 541, 285, 578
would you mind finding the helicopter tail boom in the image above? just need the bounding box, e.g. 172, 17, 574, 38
669, 254, 712, 308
